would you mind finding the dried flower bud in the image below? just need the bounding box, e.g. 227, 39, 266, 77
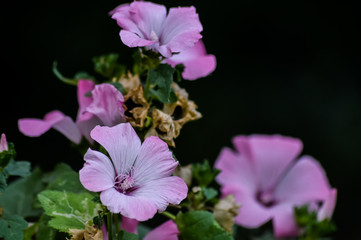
214, 195, 240, 233
173, 164, 192, 187
114, 72, 140, 93
123, 85, 150, 128
145, 109, 176, 147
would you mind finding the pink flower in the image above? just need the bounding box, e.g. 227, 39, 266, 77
0, 133, 8, 152
79, 123, 188, 221
18, 81, 125, 144
144, 220, 179, 240
215, 135, 333, 237
111, 1, 203, 58
317, 188, 337, 221
165, 40, 216, 80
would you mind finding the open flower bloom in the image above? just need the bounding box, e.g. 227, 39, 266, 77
18, 81, 125, 144
111, 1, 203, 58
144, 220, 179, 240
215, 135, 333, 237
0, 133, 8, 152
165, 40, 216, 80
79, 123, 188, 221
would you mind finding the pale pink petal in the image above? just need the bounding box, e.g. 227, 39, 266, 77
221, 185, 272, 228
121, 216, 138, 234
101, 220, 109, 240
215, 148, 257, 194
133, 136, 178, 185
0, 133, 8, 152
100, 188, 157, 221
119, 30, 156, 48
90, 124, 141, 175
165, 41, 216, 80
79, 149, 115, 192
76, 80, 95, 122
129, 176, 188, 213
110, 4, 140, 34
128, 1, 166, 40
233, 135, 303, 192
272, 203, 299, 237
160, 7, 202, 55
317, 188, 337, 221
273, 156, 331, 203
86, 84, 125, 126
144, 220, 179, 240
76, 116, 102, 144
18, 110, 82, 144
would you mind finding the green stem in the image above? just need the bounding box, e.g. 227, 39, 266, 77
161, 211, 176, 221
107, 212, 113, 240
114, 214, 120, 233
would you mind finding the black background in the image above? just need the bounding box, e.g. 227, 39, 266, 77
1, 0, 360, 239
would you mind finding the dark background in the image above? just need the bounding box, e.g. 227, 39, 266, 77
1, 0, 360, 239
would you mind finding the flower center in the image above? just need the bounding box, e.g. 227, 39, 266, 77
150, 30, 159, 42
256, 191, 277, 208
114, 173, 135, 193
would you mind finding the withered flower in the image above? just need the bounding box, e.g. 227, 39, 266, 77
145, 109, 176, 147
214, 195, 240, 233
113, 72, 140, 93
163, 83, 202, 138
68, 222, 103, 240
123, 85, 150, 128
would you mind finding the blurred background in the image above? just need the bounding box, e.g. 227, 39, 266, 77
1, 0, 360, 239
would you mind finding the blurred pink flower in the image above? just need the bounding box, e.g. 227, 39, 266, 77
144, 220, 179, 240
317, 188, 337, 221
18, 81, 125, 144
111, 1, 202, 58
165, 40, 216, 80
215, 135, 333, 237
79, 123, 188, 221
0, 133, 8, 152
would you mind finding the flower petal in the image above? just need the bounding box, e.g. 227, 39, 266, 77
232, 135, 303, 192
76, 79, 95, 122
221, 185, 272, 228
0, 133, 8, 152
100, 188, 157, 221
133, 136, 178, 184
165, 41, 216, 80
160, 7, 203, 55
86, 84, 125, 126
215, 148, 257, 194
273, 156, 331, 203
129, 176, 188, 213
90, 123, 141, 175
18, 110, 82, 144
121, 216, 138, 234
76, 116, 102, 144
317, 188, 337, 221
79, 149, 115, 192
271, 203, 299, 237
120, 30, 156, 48
144, 220, 179, 240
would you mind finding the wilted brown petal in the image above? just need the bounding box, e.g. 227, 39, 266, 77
214, 195, 241, 233
145, 109, 176, 147
68, 229, 85, 240
173, 164, 192, 186
123, 85, 150, 128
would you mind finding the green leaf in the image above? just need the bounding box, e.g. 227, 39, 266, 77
38, 190, 102, 232
36, 214, 56, 240
117, 230, 139, 240
0, 214, 28, 240
146, 64, 177, 103
0, 143, 16, 171
3, 160, 31, 177
202, 187, 218, 201
192, 160, 221, 187
0, 168, 44, 218
137, 223, 151, 240
42, 163, 72, 184
0, 173, 6, 193
23, 222, 38, 240
176, 210, 233, 240
107, 82, 125, 94
46, 170, 86, 193
93, 53, 126, 79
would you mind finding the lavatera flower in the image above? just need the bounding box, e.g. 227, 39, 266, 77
110, 1, 203, 58
215, 134, 335, 237
18, 80, 125, 144
79, 123, 188, 221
